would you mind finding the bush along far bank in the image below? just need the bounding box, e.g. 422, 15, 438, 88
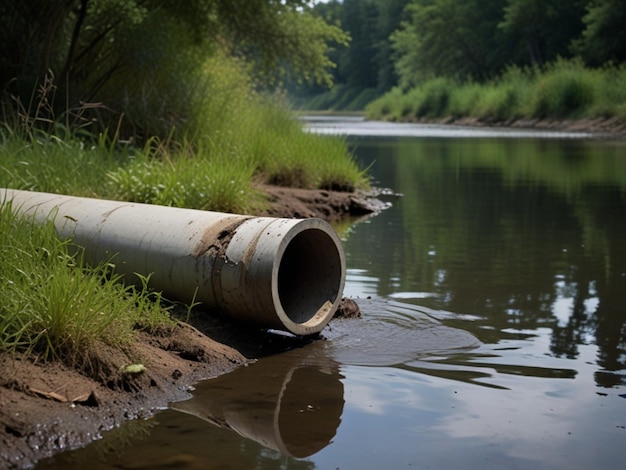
365, 60, 626, 131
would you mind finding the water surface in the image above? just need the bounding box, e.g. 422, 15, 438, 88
39, 117, 626, 469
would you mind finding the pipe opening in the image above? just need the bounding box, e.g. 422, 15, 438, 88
277, 229, 343, 325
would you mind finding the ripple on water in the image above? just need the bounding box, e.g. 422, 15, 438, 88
322, 298, 481, 366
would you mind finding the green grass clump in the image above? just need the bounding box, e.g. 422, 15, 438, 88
365, 87, 406, 121
236, 100, 369, 191
0, 201, 172, 370
0, 132, 118, 196
531, 59, 595, 118
412, 77, 455, 118
366, 78, 457, 121
105, 140, 257, 213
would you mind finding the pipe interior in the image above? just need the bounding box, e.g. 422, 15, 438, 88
277, 229, 343, 325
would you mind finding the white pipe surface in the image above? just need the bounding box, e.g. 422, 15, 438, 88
1, 189, 346, 335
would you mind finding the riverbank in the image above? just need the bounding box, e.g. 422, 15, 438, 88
364, 60, 626, 139
415, 115, 626, 138
0, 185, 380, 469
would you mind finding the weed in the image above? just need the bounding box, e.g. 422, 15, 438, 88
0, 202, 173, 370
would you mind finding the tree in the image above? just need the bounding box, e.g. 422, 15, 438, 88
301, 0, 408, 93
499, 0, 587, 67
392, 0, 508, 87
338, 0, 379, 89
0, 0, 347, 134
372, 0, 409, 92
573, 0, 626, 66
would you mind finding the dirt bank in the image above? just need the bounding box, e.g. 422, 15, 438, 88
0, 185, 381, 469
417, 115, 626, 138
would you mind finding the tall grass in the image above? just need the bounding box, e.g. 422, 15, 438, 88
0, 60, 368, 213
242, 101, 368, 190
105, 140, 258, 213
0, 131, 119, 196
367, 59, 626, 122
0, 201, 172, 371
0, 48, 369, 367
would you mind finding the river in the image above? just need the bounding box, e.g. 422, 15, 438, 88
38, 116, 626, 469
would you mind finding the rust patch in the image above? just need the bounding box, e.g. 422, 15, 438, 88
241, 219, 274, 268
192, 217, 250, 259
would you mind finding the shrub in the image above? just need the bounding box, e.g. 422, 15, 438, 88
531, 59, 595, 118
413, 78, 455, 118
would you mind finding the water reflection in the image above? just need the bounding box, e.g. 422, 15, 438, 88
344, 136, 626, 388
172, 349, 345, 458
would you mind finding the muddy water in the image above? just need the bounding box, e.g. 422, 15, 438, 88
38, 117, 626, 469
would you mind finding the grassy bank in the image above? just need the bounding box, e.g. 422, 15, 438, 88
367, 59, 626, 123
0, 200, 173, 373
0, 54, 368, 373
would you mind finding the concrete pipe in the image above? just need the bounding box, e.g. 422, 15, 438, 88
0, 189, 346, 335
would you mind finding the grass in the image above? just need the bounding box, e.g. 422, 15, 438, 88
105, 142, 258, 214
0, 41, 370, 371
0, 52, 369, 367
0, 105, 368, 214
0, 200, 172, 372
366, 59, 626, 123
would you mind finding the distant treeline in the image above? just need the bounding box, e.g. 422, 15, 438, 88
292, 0, 626, 115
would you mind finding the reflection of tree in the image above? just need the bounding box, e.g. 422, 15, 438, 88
349, 137, 626, 386
582, 188, 626, 379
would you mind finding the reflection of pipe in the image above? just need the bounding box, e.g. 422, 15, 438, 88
1, 189, 345, 335
172, 349, 344, 458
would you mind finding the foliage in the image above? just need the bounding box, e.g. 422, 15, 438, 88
392, 0, 508, 86
499, 0, 587, 67
573, 0, 626, 66
0, 0, 348, 140
366, 60, 626, 122
531, 59, 596, 118
294, 0, 626, 115
288, 0, 409, 108
1, 47, 368, 212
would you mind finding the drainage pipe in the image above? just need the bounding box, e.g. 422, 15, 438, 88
0, 189, 346, 335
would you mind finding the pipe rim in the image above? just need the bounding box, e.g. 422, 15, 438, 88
272, 219, 346, 335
